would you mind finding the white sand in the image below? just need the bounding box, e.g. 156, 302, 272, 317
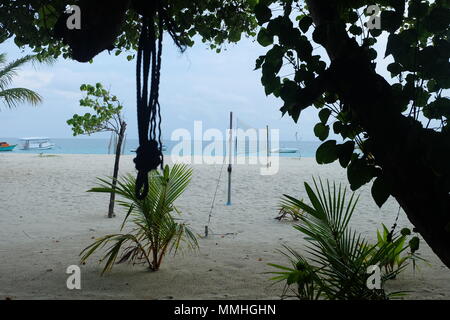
0, 153, 449, 299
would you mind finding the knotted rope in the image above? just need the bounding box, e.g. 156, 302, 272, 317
134, 11, 164, 200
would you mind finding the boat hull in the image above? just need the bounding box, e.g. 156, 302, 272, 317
20, 143, 55, 150
0, 145, 17, 152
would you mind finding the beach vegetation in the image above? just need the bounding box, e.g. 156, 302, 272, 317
80, 163, 198, 273
67, 83, 127, 218
37, 153, 58, 158
276, 197, 305, 221
270, 178, 419, 300
371, 224, 426, 275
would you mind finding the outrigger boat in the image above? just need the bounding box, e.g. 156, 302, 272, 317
0, 142, 17, 151
20, 137, 55, 150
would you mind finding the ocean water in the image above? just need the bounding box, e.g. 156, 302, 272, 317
2, 138, 321, 158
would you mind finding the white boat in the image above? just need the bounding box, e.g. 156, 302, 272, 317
20, 137, 55, 150
271, 148, 299, 154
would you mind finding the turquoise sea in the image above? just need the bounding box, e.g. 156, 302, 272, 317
1, 138, 321, 158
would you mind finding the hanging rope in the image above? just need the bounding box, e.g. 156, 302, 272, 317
132, 2, 186, 200
134, 10, 164, 200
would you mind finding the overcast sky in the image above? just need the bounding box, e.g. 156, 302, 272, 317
0, 29, 393, 141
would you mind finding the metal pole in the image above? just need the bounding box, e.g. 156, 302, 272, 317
226, 112, 232, 206
266, 125, 270, 168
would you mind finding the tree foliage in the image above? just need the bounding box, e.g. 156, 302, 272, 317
253, 0, 449, 207
254, 0, 450, 267
0, 0, 258, 60
67, 83, 124, 136
67, 82, 127, 218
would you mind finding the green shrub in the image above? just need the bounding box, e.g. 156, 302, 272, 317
270, 178, 414, 300
80, 164, 198, 273
371, 224, 426, 276
276, 197, 306, 221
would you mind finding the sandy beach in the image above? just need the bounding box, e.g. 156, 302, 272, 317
0, 153, 449, 300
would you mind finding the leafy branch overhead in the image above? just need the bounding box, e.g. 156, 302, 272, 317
254, 0, 449, 208
0, 0, 259, 61
67, 83, 124, 136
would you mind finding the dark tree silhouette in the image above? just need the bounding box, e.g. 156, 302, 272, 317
254, 0, 449, 267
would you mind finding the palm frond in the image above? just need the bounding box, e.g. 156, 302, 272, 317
0, 87, 43, 109
82, 164, 197, 272
270, 177, 415, 300
0, 53, 55, 110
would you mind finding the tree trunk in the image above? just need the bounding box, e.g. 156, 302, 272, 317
108, 122, 127, 218
306, 0, 450, 268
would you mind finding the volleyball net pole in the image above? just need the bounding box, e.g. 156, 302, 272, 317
266, 124, 271, 168
226, 111, 233, 206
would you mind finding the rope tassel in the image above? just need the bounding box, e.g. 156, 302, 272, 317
134, 13, 164, 200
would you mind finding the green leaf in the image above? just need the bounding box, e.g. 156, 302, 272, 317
400, 228, 411, 236
366, 48, 377, 60
318, 108, 331, 124
347, 158, 376, 191
294, 36, 313, 61
255, 55, 266, 70
312, 24, 327, 45
371, 176, 391, 208
349, 25, 362, 36
424, 7, 450, 33
369, 28, 382, 37
423, 97, 450, 119
380, 10, 402, 33
298, 16, 313, 33
324, 92, 337, 104
257, 28, 273, 47
333, 121, 343, 134
254, 3, 272, 24
409, 236, 420, 253
316, 140, 338, 164
408, 0, 429, 18
314, 123, 330, 141
427, 80, 438, 92
337, 141, 354, 168
387, 62, 403, 76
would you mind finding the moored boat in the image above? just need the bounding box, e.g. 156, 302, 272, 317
0, 142, 17, 152
19, 137, 55, 150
